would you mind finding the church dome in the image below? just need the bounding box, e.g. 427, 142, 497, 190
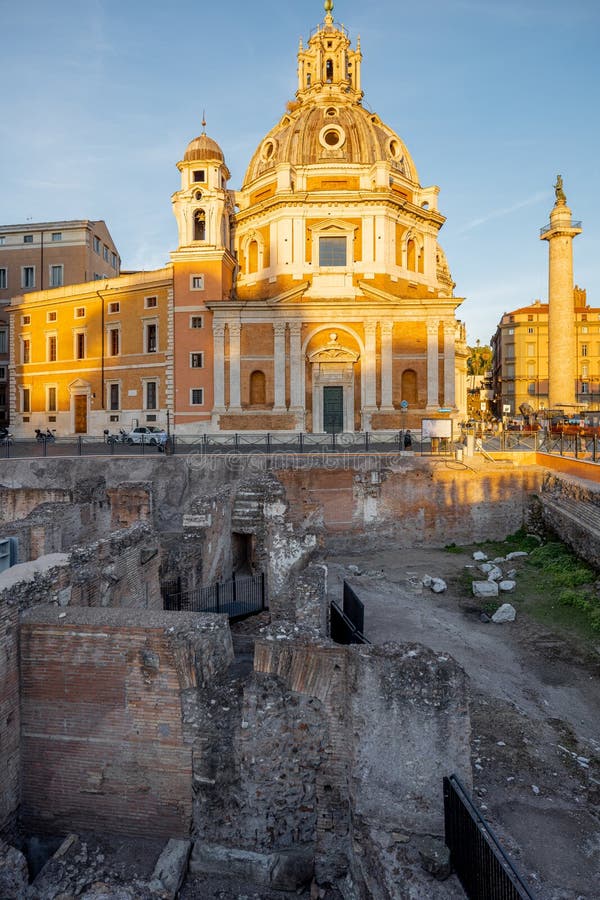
183, 133, 224, 163
242, 101, 418, 188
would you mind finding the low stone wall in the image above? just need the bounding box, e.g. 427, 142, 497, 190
253, 627, 471, 886
19, 607, 233, 839
540, 471, 600, 568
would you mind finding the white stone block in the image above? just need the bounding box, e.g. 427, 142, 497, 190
499, 580, 516, 592
472, 580, 499, 598
492, 603, 516, 623
473, 551, 488, 561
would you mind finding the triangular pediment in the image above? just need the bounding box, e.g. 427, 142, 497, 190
266, 282, 311, 305
68, 378, 91, 391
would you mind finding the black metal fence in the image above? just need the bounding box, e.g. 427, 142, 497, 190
444, 775, 535, 899
330, 580, 369, 645
162, 572, 266, 621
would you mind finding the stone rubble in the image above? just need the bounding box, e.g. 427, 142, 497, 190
491, 603, 517, 623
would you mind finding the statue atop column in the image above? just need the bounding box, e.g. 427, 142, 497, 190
554, 174, 567, 205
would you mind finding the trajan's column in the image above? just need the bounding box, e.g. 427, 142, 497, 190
540, 176, 582, 410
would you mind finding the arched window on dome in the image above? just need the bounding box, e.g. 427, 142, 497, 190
406, 238, 416, 271
248, 240, 259, 274
194, 210, 206, 242
326, 59, 334, 83
249, 370, 266, 406
401, 369, 418, 406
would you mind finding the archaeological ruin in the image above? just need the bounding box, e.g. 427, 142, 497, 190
1, 450, 599, 898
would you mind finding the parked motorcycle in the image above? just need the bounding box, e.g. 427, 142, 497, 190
35, 428, 56, 443
0, 427, 12, 445
105, 428, 128, 445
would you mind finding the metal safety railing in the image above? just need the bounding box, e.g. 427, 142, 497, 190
161, 572, 266, 621
444, 775, 535, 899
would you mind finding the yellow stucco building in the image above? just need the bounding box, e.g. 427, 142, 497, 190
8, 2, 467, 437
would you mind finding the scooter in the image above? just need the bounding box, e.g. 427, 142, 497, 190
106, 428, 128, 445
35, 428, 56, 443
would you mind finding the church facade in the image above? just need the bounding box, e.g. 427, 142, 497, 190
8, 4, 467, 437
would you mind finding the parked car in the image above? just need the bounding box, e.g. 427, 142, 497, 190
125, 426, 167, 447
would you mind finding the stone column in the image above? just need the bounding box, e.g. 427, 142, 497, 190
213, 322, 226, 410
541, 184, 582, 409
273, 322, 287, 411
228, 322, 241, 410
426, 319, 439, 409
289, 322, 303, 409
380, 321, 394, 410
443, 321, 456, 408
364, 322, 377, 408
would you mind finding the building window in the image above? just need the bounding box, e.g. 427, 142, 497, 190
582, 364, 589, 379
50, 265, 63, 287
581, 314, 588, 321
75, 332, 86, 360
0, 366, 5, 381
103, 245, 109, 261
111, 252, 117, 269
145, 381, 157, 410
109, 383, 120, 410
527, 315, 534, 321
191, 388, 204, 405
319, 236, 346, 267
0, 237, 5, 245
75, 307, 86, 318
0, 537, 18, 573
581, 326, 589, 334
145, 322, 157, 353
22, 387, 30, 413
0, 268, 6, 289
108, 327, 120, 356
23, 234, 33, 243
191, 275, 205, 290
21, 315, 30, 326
51, 232, 62, 242
190, 352, 204, 368
22, 339, 30, 364
108, 301, 120, 314
508, 328, 514, 335
93, 236, 101, 253
190, 315, 203, 329
193, 170, 205, 182
0, 329, 7, 354
581, 382, 589, 394
47, 335, 57, 362
526, 343, 535, 357
144, 295, 158, 309
527, 327, 535, 334
47, 387, 57, 412
47, 310, 57, 323
22, 266, 35, 289
581, 344, 588, 357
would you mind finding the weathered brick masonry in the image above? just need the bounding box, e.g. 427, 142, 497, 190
19, 607, 233, 839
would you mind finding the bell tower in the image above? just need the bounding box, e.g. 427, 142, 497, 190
171, 124, 233, 250
170, 124, 236, 434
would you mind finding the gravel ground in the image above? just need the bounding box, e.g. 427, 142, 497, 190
323, 543, 600, 900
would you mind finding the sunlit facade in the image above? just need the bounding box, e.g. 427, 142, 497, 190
8, 5, 467, 436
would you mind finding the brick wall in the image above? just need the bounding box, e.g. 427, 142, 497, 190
19, 607, 233, 838
0, 600, 20, 832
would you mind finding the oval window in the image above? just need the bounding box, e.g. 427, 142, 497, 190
194, 190, 203, 200
262, 140, 275, 161
326, 107, 337, 117
324, 130, 340, 146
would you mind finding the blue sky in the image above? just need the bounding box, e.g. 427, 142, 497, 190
2, 0, 598, 344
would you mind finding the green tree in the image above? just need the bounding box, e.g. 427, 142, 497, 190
467, 340, 492, 376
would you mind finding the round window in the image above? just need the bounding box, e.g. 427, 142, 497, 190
194, 190, 203, 200
326, 107, 337, 117
324, 130, 339, 146
262, 140, 275, 161
318, 124, 345, 151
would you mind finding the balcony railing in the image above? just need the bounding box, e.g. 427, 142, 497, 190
540, 219, 582, 235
